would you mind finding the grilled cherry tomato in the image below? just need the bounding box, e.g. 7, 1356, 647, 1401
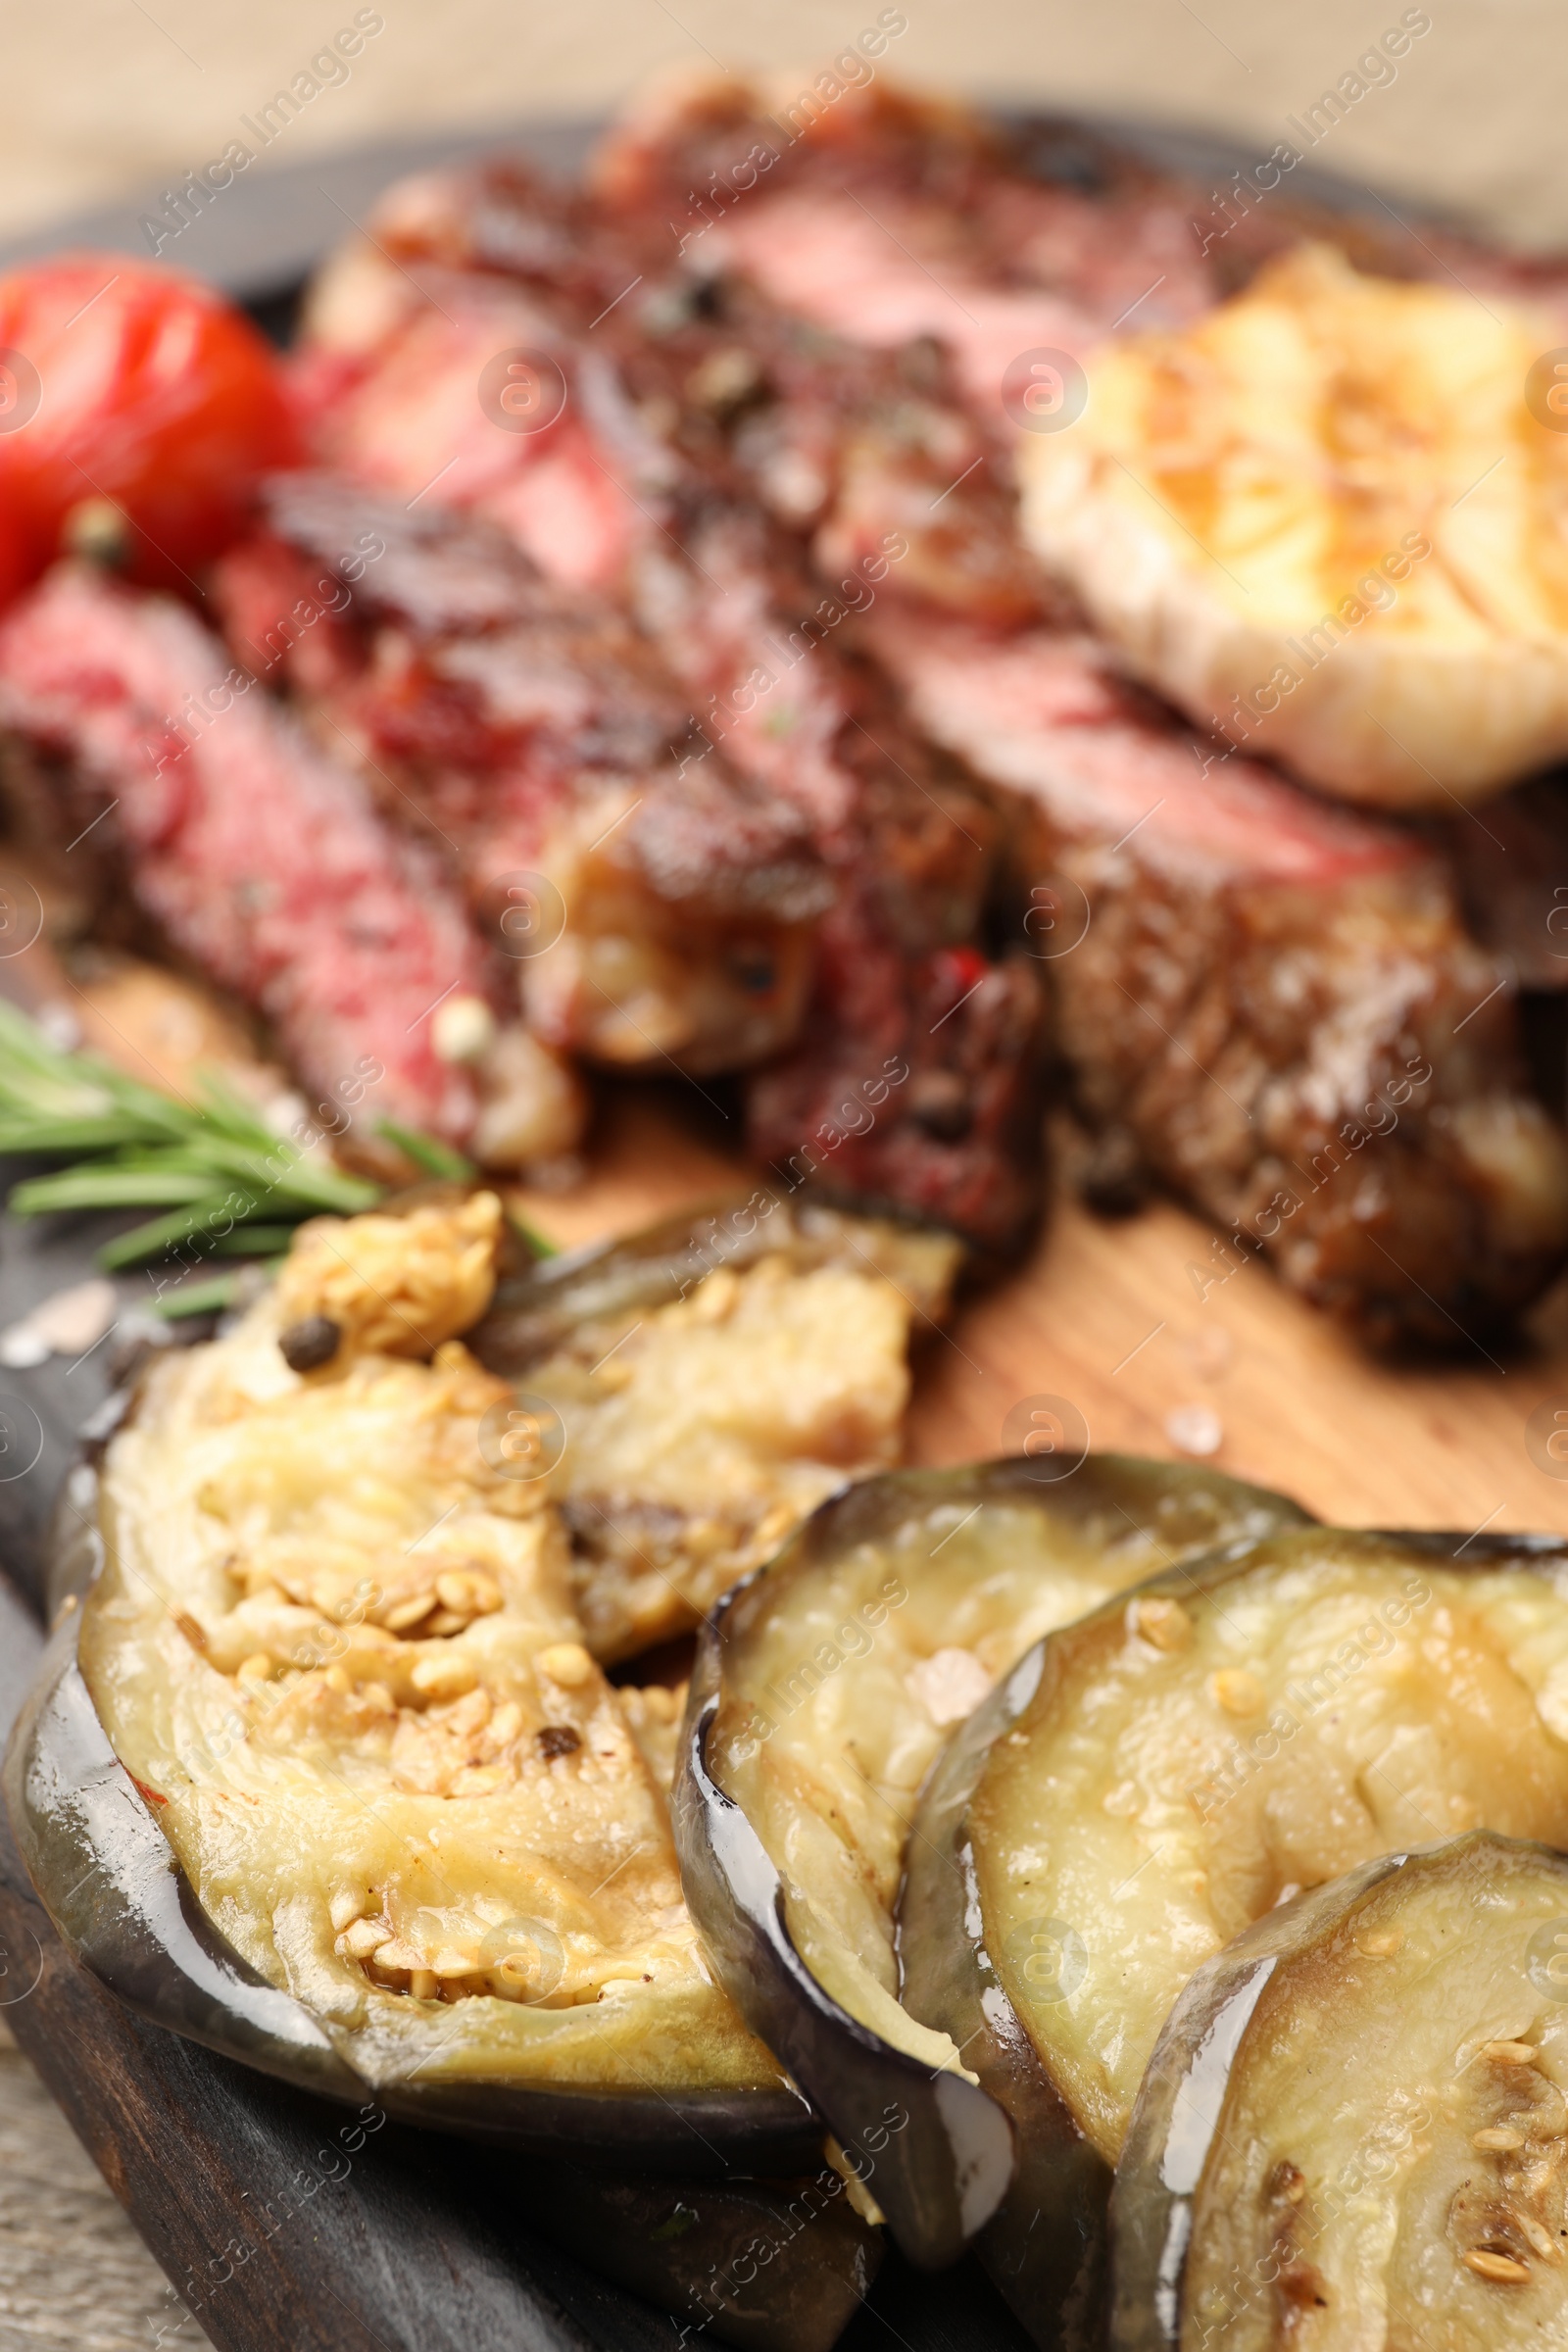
0, 253, 299, 596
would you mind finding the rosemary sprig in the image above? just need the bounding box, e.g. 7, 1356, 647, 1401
0, 1001, 546, 1312
0, 999, 379, 1274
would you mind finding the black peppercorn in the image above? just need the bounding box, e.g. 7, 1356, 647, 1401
278, 1314, 342, 1373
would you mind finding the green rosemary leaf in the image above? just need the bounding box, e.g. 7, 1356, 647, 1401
146, 1274, 241, 1320
374, 1119, 476, 1183
186, 1069, 282, 1147
9, 1167, 220, 1216
205, 1226, 297, 1256
96, 1194, 267, 1270
181, 1133, 378, 1214
0, 1003, 387, 1239
0, 1115, 172, 1155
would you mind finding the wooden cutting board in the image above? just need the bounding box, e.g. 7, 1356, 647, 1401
513, 1085, 1568, 1544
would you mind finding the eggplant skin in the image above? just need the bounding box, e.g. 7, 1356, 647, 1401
678, 1681, 1015, 2274
7, 1598, 882, 2351
899, 1645, 1110, 2349
675, 1455, 1313, 2274
1109, 1833, 1568, 2351
903, 1527, 1568, 2347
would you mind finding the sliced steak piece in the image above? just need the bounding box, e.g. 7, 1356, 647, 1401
0, 564, 581, 1162
1446, 776, 1568, 992
213, 474, 828, 1079
1440, 775, 1568, 1119
628, 501, 1046, 1255
868, 607, 1568, 1345
295, 264, 675, 598
592, 74, 1565, 382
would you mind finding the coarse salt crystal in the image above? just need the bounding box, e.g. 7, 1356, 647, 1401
1166, 1403, 1223, 1457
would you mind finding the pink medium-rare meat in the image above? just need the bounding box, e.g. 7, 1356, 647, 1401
0, 564, 501, 1150
709, 190, 1098, 417
866, 618, 1417, 889
870, 606, 1568, 1344
297, 268, 673, 597
592, 74, 1567, 385
214, 474, 828, 1077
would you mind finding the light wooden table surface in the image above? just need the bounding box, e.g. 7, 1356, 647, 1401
0, 0, 1565, 253
0, 2020, 211, 2350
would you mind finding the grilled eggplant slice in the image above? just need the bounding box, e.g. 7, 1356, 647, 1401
9, 1608, 878, 2351
7, 1190, 824, 2173
673, 1457, 1312, 2268
473, 1196, 963, 1661
1111, 1832, 1568, 2350
903, 1528, 1568, 2341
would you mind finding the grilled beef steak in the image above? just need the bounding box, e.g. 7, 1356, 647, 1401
588, 85, 1568, 1339
0, 564, 583, 1163
279, 112, 1568, 1314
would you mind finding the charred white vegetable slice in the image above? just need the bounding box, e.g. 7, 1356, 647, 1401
21, 1192, 818, 2167
675, 1457, 1311, 2266
474, 1197, 963, 1661
903, 1528, 1568, 2341
1112, 1832, 1568, 2350
1020, 244, 1568, 808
